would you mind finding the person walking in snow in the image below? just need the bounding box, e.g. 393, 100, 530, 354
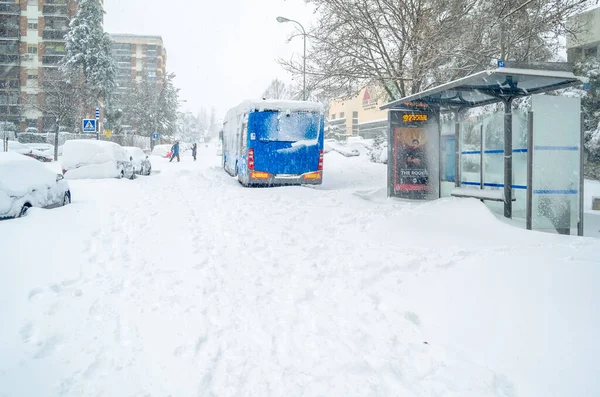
169, 141, 180, 162
192, 143, 197, 161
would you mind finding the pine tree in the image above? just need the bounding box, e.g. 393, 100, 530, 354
156, 73, 180, 136
62, 0, 116, 99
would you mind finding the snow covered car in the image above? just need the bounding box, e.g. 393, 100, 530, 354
124, 146, 152, 176
25, 143, 54, 154
7, 141, 53, 162
0, 152, 71, 219
151, 144, 172, 158
61, 140, 135, 180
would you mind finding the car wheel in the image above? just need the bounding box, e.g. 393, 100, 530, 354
63, 193, 71, 206
18, 204, 31, 218
118, 170, 124, 179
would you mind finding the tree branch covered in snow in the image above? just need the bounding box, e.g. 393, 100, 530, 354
62, 0, 116, 100
281, 0, 594, 101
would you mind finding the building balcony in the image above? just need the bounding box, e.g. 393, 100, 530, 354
0, 2, 21, 15
43, 4, 68, 17
44, 51, 65, 57
0, 53, 18, 65
42, 56, 62, 65
43, 30, 67, 41
0, 27, 19, 39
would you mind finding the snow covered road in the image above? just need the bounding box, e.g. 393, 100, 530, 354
1, 146, 599, 397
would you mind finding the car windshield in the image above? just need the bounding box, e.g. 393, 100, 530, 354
1, 2, 598, 397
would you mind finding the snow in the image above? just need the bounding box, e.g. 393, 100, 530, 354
0, 152, 67, 217
61, 140, 129, 179
232, 99, 324, 116
151, 144, 172, 157
0, 144, 599, 397
0, 152, 57, 196
62, 140, 126, 169
451, 186, 506, 201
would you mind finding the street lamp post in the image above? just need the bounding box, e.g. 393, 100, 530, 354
277, 16, 307, 101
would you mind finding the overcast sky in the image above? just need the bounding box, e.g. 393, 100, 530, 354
104, 0, 315, 120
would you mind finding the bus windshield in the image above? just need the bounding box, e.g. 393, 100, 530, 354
254, 111, 321, 142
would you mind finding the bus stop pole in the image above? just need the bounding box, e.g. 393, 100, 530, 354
455, 110, 461, 188
526, 110, 534, 230
579, 112, 585, 236
504, 98, 513, 218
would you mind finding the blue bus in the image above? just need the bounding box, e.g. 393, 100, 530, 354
222, 100, 325, 186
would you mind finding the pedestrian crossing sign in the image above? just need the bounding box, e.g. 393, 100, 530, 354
82, 119, 97, 133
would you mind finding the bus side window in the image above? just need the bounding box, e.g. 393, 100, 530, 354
242, 121, 248, 151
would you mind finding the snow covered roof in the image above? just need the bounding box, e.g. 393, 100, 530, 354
381, 64, 589, 111
226, 100, 324, 121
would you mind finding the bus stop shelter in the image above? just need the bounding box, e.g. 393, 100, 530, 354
381, 62, 588, 235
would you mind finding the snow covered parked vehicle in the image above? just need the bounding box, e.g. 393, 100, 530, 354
61, 140, 135, 180
25, 143, 54, 154
151, 144, 172, 158
124, 146, 152, 176
7, 141, 53, 162
0, 152, 71, 219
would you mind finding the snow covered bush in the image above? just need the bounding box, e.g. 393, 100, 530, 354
367, 132, 387, 163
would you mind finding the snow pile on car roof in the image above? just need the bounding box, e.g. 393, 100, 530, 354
0, 152, 57, 197
62, 140, 127, 169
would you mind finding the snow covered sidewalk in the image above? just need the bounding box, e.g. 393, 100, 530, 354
1, 147, 599, 397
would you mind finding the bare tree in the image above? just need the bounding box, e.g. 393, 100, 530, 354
29, 69, 84, 160
262, 78, 293, 99
280, 0, 594, 102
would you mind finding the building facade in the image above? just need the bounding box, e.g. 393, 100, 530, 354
109, 34, 167, 96
0, 0, 83, 132
567, 7, 600, 63
328, 85, 389, 139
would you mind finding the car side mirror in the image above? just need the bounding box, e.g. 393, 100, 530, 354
130, 156, 133, 161
56, 174, 64, 181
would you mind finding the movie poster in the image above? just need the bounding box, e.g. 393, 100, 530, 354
388, 110, 436, 199
394, 126, 429, 195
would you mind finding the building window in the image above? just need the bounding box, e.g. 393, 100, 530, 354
340, 112, 345, 118
28, 20, 38, 30
27, 45, 38, 54
27, 73, 38, 80
585, 47, 598, 59
331, 114, 336, 120
352, 111, 359, 134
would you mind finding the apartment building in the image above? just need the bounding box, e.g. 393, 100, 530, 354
0, 0, 82, 132
328, 85, 390, 139
567, 7, 600, 63
109, 34, 167, 97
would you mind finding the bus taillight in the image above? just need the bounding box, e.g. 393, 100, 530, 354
248, 148, 255, 170
318, 150, 324, 170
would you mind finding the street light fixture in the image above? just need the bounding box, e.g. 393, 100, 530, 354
277, 16, 307, 101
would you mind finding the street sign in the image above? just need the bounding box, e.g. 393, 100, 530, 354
152, 133, 159, 140
82, 119, 97, 133
497, 60, 505, 68
104, 129, 112, 138
95, 108, 100, 119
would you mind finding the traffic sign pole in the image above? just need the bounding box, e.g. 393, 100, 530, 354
95, 108, 100, 140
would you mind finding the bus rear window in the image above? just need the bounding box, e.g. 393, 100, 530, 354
253, 111, 321, 142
